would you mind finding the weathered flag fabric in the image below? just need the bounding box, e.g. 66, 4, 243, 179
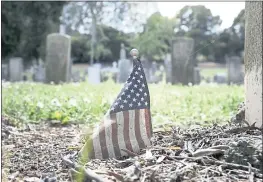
82, 57, 152, 160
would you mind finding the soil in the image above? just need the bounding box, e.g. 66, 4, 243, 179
1, 116, 262, 182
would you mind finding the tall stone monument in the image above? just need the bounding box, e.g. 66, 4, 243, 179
226, 56, 244, 85
117, 43, 132, 83
45, 33, 71, 84
172, 37, 195, 85
9, 57, 23, 82
244, 2, 262, 128
164, 53, 172, 83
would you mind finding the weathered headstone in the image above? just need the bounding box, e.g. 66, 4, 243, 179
9, 57, 23, 82
172, 37, 195, 85
117, 43, 132, 83
88, 63, 101, 84
71, 71, 81, 82
164, 53, 172, 83
226, 56, 244, 85
140, 56, 151, 81
213, 73, 227, 84
193, 67, 201, 85
33, 65, 46, 82
1, 64, 9, 81
244, 2, 262, 128
45, 33, 71, 84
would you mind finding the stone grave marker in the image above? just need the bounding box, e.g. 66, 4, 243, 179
9, 57, 24, 82
172, 37, 195, 85
1, 64, 9, 81
226, 56, 244, 85
45, 33, 71, 84
193, 67, 201, 85
117, 43, 132, 83
88, 63, 101, 84
244, 1, 262, 128
164, 53, 172, 83
213, 73, 227, 84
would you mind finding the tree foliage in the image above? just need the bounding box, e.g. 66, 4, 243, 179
132, 12, 175, 61
1, 1, 65, 63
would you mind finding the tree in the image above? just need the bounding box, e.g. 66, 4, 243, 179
174, 5, 222, 63
132, 12, 175, 62
212, 9, 245, 63
62, 2, 146, 65
1, 1, 65, 64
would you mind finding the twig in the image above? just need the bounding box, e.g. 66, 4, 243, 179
121, 148, 138, 157
192, 148, 225, 157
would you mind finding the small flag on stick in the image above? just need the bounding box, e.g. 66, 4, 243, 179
80, 49, 152, 160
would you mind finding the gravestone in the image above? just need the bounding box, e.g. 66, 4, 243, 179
88, 63, 101, 84
193, 67, 201, 85
33, 64, 46, 82
149, 62, 158, 83
9, 57, 23, 82
164, 53, 172, 83
226, 56, 244, 85
213, 73, 227, 84
140, 56, 150, 81
1, 64, 9, 81
172, 37, 195, 85
71, 71, 81, 82
117, 43, 132, 83
45, 33, 71, 84
244, 2, 262, 128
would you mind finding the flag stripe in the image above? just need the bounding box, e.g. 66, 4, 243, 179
92, 124, 103, 159
123, 111, 133, 152
110, 113, 121, 158
144, 109, 152, 140
128, 110, 140, 153
116, 112, 126, 156
104, 118, 115, 158
139, 109, 151, 146
135, 109, 146, 148
99, 121, 109, 159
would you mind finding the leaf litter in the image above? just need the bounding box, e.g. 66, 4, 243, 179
2, 116, 262, 182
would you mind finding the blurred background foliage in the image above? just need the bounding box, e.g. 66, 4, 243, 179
1, 1, 245, 65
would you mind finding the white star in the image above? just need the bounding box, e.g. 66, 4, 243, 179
138, 102, 141, 106
114, 102, 118, 105
124, 99, 127, 103
145, 101, 148, 106
111, 107, 115, 111
144, 93, 147, 96
127, 95, 131, 98
141, 98, 144, 101
137, 80, 141, 83
140, 75, 143, 78
138, 67, 141, 70
139, 88, 143, 92
132, 77, 135, 80
133, 98, 136, 102
129, 103, 133, 107
120, 105, 124, 109
136, 93, 140, 97
135, 71, 138, 75
134, 84, 138, 88
142, 84, 145, 87
131, 89, 134, 93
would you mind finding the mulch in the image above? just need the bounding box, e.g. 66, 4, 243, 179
2, 117, 262, 182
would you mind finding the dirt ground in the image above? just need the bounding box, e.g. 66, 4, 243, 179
1, 117, 262, 182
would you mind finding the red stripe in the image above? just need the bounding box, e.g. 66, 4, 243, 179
123, 111, 133, 152
144, 109, 152, 140
110, 113, 121, 158
135, 109, 146, 148
99, 120, 109, 159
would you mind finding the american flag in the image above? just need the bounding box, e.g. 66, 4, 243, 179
81, 54, 152, 160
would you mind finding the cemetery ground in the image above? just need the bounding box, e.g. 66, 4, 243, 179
2, 81, 262, 182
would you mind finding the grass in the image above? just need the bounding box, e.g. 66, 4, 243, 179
2, 80, 244, 128
200, 68, 227, 79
